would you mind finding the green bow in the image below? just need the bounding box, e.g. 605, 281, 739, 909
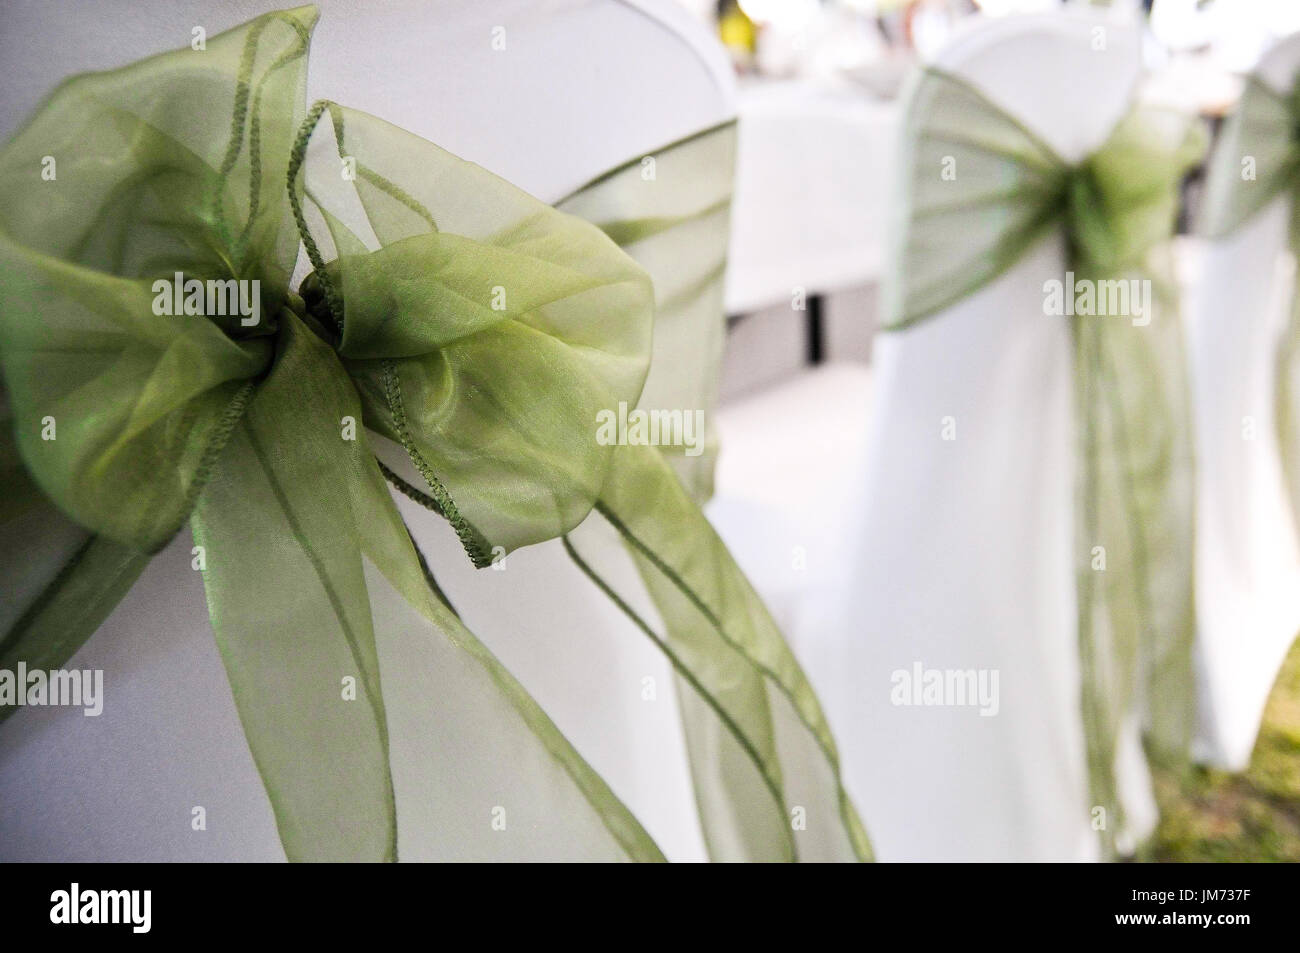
0, 7, 869, 862
1202, 72, 1300, 544
887, 69, 1205, 856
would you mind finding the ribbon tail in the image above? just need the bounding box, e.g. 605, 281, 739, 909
1072, 260, 1196, 857
373, 524, 667, 862
0, 420, 149, 723
570, 442, 871, 862
191, 313, 398, 862
367, 469, 666, 861
1072, 316, 1128, 857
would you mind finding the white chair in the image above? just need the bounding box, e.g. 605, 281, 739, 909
0, 0, 734, 862
793, 11, 1157, 861
1187, 33, 1300, 771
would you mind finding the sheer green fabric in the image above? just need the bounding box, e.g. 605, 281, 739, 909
558, 124, 869, 860
556, 122, 735, 502
1201, 73, 1300, 539
578, 445, 871, 861
887, 69, 1203, 855
0, 404, 149, 686
0, 6, 868, 861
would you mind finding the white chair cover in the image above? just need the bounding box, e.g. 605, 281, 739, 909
794, 12, 1157, 861
1188, 33, 1300, 771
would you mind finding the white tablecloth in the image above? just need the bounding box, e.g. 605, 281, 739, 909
725, 79, 899, 314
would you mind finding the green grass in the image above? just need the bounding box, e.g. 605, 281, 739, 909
1139, 636, 1300, 862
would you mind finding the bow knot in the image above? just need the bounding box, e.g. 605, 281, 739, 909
1062, 159, 1115, 273
1063, 108, 1202, 278
295, 273, 341, 347
889, 70, 1204, 328
0, 8, 654, 563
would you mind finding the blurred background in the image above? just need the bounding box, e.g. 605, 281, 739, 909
670, 0, 1300, 394
689, 0, 1300, 861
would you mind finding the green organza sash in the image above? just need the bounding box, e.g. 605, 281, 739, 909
887, 69, 1203, 855
0, 6, 867, 862
557, 122, 734, 503
558, 123, 868, 860
1201, 73, 1300, 539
